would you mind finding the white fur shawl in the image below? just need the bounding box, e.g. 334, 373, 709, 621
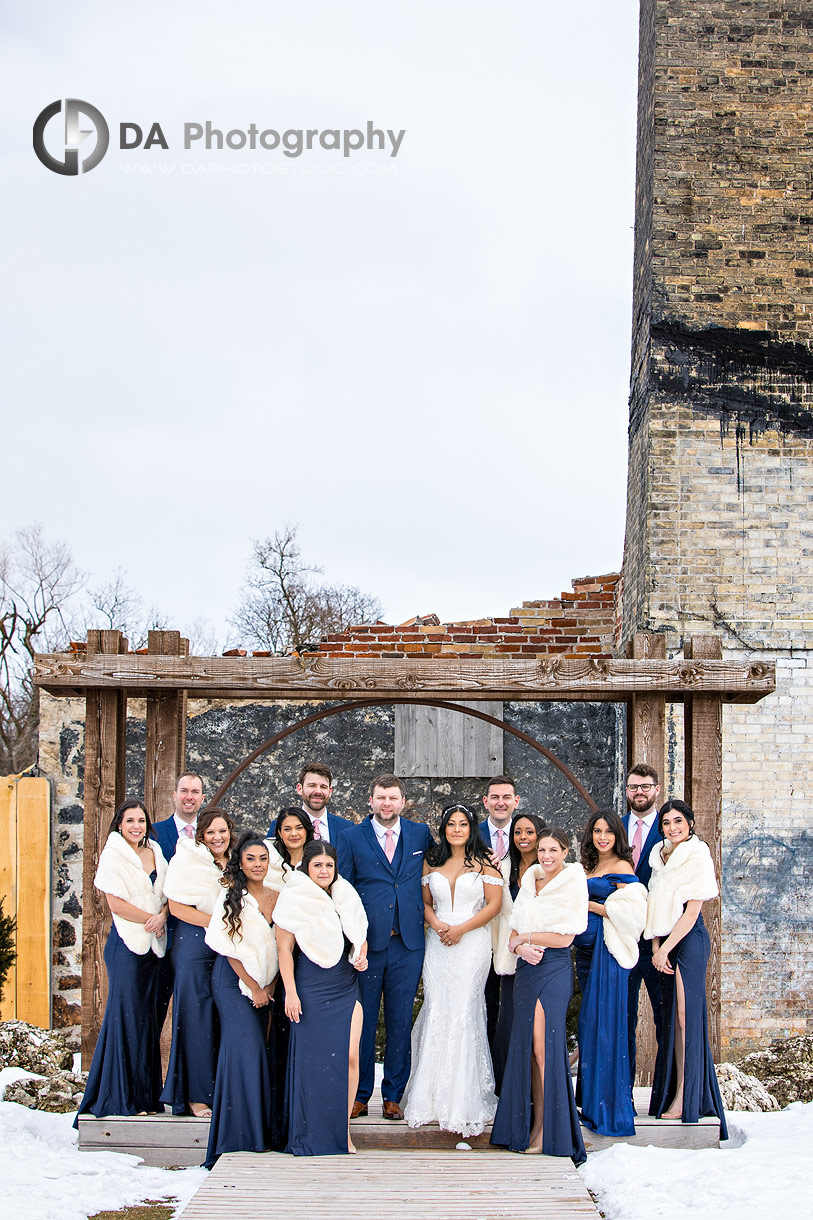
602, 880, 647, 969
262, 840, 288, 894
163, 837, 223, 914
644, 835, 719, 940
492, 857, 517, 977
94, 831, 168, 957
509, 862, 588, 938
273, 870, 368, 968
205, 888, 279, 998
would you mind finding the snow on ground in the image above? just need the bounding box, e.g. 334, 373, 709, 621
580, 1102, 813, 1220
0, 1101, 206, 1220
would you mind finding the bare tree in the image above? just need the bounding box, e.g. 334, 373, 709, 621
80, 567, 168, 651
231, 524, 383, 653
0, 525, 83, 773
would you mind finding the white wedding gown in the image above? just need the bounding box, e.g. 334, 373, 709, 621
402, 870, 501, 1137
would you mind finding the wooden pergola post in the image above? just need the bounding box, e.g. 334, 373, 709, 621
81, 630, 127, 1068
144, 630, 189, 823
625, 631, 666, 1084
684, 634, 723, 1059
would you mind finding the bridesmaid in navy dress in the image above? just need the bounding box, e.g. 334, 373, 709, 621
491, 813, 547, 1093
77, 799, 168, 1121
491, 828, 587, 1163
274, 841, 368, 1156
574, 809, 645, 1137
645, 800, 728, 1140
160, 807, 235, 1117
204, 832, 280, 1168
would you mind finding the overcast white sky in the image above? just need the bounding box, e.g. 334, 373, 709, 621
2, 2, 640, 645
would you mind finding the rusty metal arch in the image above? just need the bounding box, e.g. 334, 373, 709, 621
207, 697, 598, 811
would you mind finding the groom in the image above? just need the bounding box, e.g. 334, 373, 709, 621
338, 773, 432, 1119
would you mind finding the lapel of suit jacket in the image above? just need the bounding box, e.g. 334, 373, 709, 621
362, 816, 396, 875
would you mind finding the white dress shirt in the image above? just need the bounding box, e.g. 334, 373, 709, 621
372, 816, 401, 854
486, 818, 511, 859
306, 808, 330, 843
173, 813, 197, 839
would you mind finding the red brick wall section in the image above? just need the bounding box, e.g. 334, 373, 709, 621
313, 574, 621, 659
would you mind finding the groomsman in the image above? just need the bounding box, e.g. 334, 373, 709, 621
623, 762, 664, 1082
338, 774, 432, 1120
267, 761, 355, 844
150, 771, 206, 1031
479, 775, 519, 1043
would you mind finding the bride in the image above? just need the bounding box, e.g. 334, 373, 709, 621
402, 803, 503, 1137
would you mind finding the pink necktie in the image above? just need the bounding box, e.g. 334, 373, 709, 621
495, 829, 506, 859
384, 830, 396, 862
312, 819, 321, 840
182, 824, 195, 839
632, 819, 643, 868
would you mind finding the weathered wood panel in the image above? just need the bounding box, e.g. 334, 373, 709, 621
81, 630, 127, 1069
33, 651, 776, 702
395, 700, 503, 777
684, 635, 723, 1060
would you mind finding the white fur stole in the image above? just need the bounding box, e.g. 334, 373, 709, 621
262, 839, 288, 894
163, 837, 223, 914
94, 831, 168, 957
205, 888, 279, 998
492, 857, 517, 977
272, 870, 368, 968
602, 880, 647, 969
509, 862, 588, 937
644, 835, 719, 940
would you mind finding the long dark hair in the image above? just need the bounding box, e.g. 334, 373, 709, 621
108, 798, 152, 847
580, 808, 634, 872
196, 807, 236, 867
506, 812, 548, 889
274, 807, 315, 875
298, 840, 338, 893
425, 803, 492, 870
658, 798, 697, 841
220, 831, 269, 938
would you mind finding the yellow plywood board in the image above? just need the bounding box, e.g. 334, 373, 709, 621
15, 778, 51, 1026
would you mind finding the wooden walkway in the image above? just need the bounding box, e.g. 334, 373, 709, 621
78, 1087, 720, 1166
180, 1150, 600, 1220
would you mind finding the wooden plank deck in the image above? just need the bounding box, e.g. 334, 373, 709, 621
180, 1150, 600, 1220
77, 1087, 720, 1166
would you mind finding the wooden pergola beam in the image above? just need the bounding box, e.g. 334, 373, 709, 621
33, 651, 775, 702
144, 631, 189, 823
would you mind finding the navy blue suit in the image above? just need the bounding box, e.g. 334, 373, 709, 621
623, 812, 664, 1082
337, 816, 432, 1104
266, 810, 355, 843
150, 817, 182, 1032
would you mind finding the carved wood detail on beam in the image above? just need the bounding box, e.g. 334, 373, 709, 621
33, 652, 776, 702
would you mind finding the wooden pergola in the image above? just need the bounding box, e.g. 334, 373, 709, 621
35, 629, 775, 1070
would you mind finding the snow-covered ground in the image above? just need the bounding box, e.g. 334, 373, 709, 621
0, 1071, 205, 1220
580, 1102, 813, 1219
0, 1064, 810, 1220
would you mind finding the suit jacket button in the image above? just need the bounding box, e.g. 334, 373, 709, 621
389, 904, 394, 909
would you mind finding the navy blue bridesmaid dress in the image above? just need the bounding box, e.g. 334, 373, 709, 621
491, 879, 519, 1094
490, 947, 586, 1163
573, 875, 636, 1137
285, 949, 360, 1156
649, 911, 728, 1140
76, 883, 162, 1121
204, 953, 276, 1168
160, 920, 219, 1113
